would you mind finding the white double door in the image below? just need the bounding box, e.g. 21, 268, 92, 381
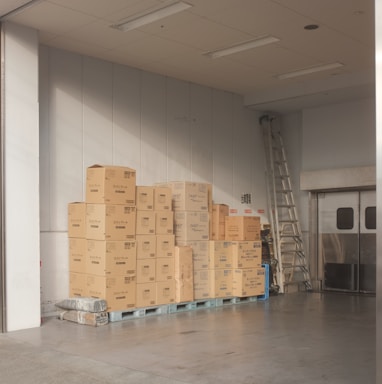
318, 190, 376, 293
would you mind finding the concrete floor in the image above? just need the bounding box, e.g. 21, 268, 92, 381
0, 292, 375, 384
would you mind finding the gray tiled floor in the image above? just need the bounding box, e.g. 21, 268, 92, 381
0, 292, 375, 383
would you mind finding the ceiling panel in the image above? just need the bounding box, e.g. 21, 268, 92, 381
0, 0, 32, 18
7, 2, 97, 33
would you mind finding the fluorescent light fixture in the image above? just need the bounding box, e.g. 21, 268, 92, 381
277, 62, 344, 80
112, 1, 192, 32
205, 36, 280, 59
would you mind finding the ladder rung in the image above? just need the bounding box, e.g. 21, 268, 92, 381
276, 189, 293, 193
283, 280, 311, 286
279, 220, 298, 223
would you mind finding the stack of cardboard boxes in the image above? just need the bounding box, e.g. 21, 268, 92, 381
134, 185, 176, 307
158, 181, 211, 300
68, 166, 266, 313
225, 215, 265, 297
68, 165, 137, 312
68, 165, 198, 312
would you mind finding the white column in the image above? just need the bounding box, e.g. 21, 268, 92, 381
3, 22, 40, 331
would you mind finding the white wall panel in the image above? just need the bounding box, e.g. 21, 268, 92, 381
49, 49, 83, 231
4, 22, 40, 331
166, 78, 191, 181
251, 112, 268, 222
212, 90, 234, 205
302, 99, 375, 171
83, 57, 113, 169
40, 232, 69, 316
232, 94, 255, 214
140, 72, 167, 185
190, 84, 213, 184
39, 46, 50, 231
112, 64, 141, 171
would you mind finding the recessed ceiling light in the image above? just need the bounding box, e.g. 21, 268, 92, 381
111, 1, 192, 32
205, 36, 280, 59
277, 62, 344, 80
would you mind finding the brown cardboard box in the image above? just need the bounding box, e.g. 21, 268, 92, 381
68, 202, 86, 238
136, 210, 156, 235
193, 270, 211, 300
232, 268, 265, 297
174, 211, 209, 242
158, 181, 209, 211
136, 186, 154, 210
156, 280, 176, 305
136, 259, 156, 283
210, 269, 233, 298
69, 272, 87, 297
86, 165, 136, 205
69, 238, 87, 273
231, 241, 262, 269
209, 241, 234, 269
86, 204, 136, 241
211, 204, 229, 240
136, 282, 156, 307
177, 240, 210, 270
86, 240, 136, 276
136, 235, 156, 259
174, 246, 194, 303
225, 216, 261, 241
156, 235, 175, 258
86, 274, 136, 312
155, 211, 174, 235
156, 258, 175, 282
153, 187, 172, 211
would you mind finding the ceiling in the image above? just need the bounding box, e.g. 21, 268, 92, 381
0, 0, 375, 113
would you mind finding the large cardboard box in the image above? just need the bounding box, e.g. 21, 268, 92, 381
153, 187, 172, 211
193, 270, 211, 300
156, 235, 175, 258
209, 241, 234, 269
177, 240, 210, 270
136, 259, 156, 283
136, 282, 156, 307
211, 204, 229, 240
86, 240, 136, 276
86, 165, 136, 205
231, 241, 262, 269
136, 210, 156, 235
136, 186, 154, 210
69, 238, 87, 273
174, 211, 209, 242
232, 268, 265, 297
225, 216, 261, 241
86, 274, 136, 312
155, 211, 174, 235
156, 280, 176, 305
69, 272, 87, 297
68, 202, 86, 238
86, 204, 136, 241
158, 181, 209, 211
136, 235, 156, 259
210, 269, 233, 298
156, 257, 175, 282
174, 246, 194, 303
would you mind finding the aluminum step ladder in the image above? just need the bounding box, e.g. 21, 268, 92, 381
260, 115, 312, 293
